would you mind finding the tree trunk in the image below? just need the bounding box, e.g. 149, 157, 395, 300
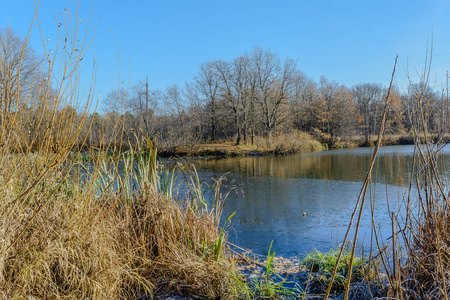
268, 129, 272, 147
251, 127, 254, 145
243, 111, 247, 144
235, 112, 241, 145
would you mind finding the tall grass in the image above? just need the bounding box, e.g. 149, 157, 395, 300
0, 3, 243, 299
385, 49, 450, 299
258, 130, 326, 155
324, 47, 450, 299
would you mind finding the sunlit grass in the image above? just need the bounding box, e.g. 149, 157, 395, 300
0, 5, 244, 299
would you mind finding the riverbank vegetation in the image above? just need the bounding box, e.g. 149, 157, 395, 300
0, 8, 245, 299
2, 21, 447, 157
0, 145, 250, 298
319, 51, 450, 300
89, 52, 444, 154
73, 55, 446, 156
3, 2, 450, 299
378, 69, 450, 299
158, 130, 326, 157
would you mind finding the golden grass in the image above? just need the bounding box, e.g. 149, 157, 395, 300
0, 4, 243, 299
165, 130, 325, 157
6, 3, 450, 299
264, 131, 326, 154
322, 54, 450, 299
0, 153, 243, 299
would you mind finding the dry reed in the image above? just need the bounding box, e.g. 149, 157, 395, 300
0, 3, 242, 299
325, 43, 450, 300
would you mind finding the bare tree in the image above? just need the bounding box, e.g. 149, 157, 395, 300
195, 61, 220, 141
158, 84, 187, 148
291, 71, 314, 131
164, 84, 185, 117
0, 27, 42, 127
128, 81, 162, 139
385, 88, 406, 134
102, 87, 128, 114
251, 47, 296, 143
215, 58, 254, 145
319, 77, 357, 144
101, 88, 128, 145
353, 83, 384, 144
182, 81, 204, 147
406, 82, 441, 137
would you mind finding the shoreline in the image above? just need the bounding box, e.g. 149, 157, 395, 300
156, 134, 417, 159
75, 133, 423, 162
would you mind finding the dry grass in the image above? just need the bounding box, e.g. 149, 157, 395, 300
390, 141, 450, 299
323, 51, 450, 300
260, 131, 326, 155
159, 130, 325, 157
0, 4, 243, 299
7, 3, 450, 300
377, 51, 450, 299
0, 179, 240, 299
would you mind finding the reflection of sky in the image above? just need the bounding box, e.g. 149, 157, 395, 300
209, 175, 403, 257
185, 144, 446, 258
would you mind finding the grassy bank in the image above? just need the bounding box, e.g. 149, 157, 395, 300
0, 11, 246, 298
78, 132, 419, 162
157, 131, 326, 158
0, 139, 250, 299
156, 132, 421, 159
3, 4, 450, 299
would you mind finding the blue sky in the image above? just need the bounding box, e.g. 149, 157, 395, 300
2, 0, 450, 108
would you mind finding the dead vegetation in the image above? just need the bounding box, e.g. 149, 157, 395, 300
0, 183, 241, 299
0, 4, 243, 299
323, 44, 450, 299
3, 2, 450, 299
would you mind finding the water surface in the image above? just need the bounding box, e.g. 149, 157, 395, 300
188, 145, 450, 257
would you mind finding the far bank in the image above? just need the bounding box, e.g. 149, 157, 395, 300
156, 132, 420, 158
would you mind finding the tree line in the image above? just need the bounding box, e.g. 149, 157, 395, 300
100, 47, 446, 150
1, 27, 448, 152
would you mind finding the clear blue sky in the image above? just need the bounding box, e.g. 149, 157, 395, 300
2, 0, 450, 108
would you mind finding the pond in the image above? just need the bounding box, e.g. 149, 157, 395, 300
186, 145, 450, 258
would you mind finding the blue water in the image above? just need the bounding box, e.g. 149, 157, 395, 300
186, 145, 446, 257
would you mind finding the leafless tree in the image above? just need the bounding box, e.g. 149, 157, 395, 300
0, 27, 42, 128
102, 87, 128, 114
319, 77, 357, 144
164, 84, 185, 118
128, 80, 161, 137
251, 47, 296, 143
406, 82, 442, 136
194, 61, 220, 141
353, 83, 384, 144
215, 57, 254, 145
291, 72, 315, 131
